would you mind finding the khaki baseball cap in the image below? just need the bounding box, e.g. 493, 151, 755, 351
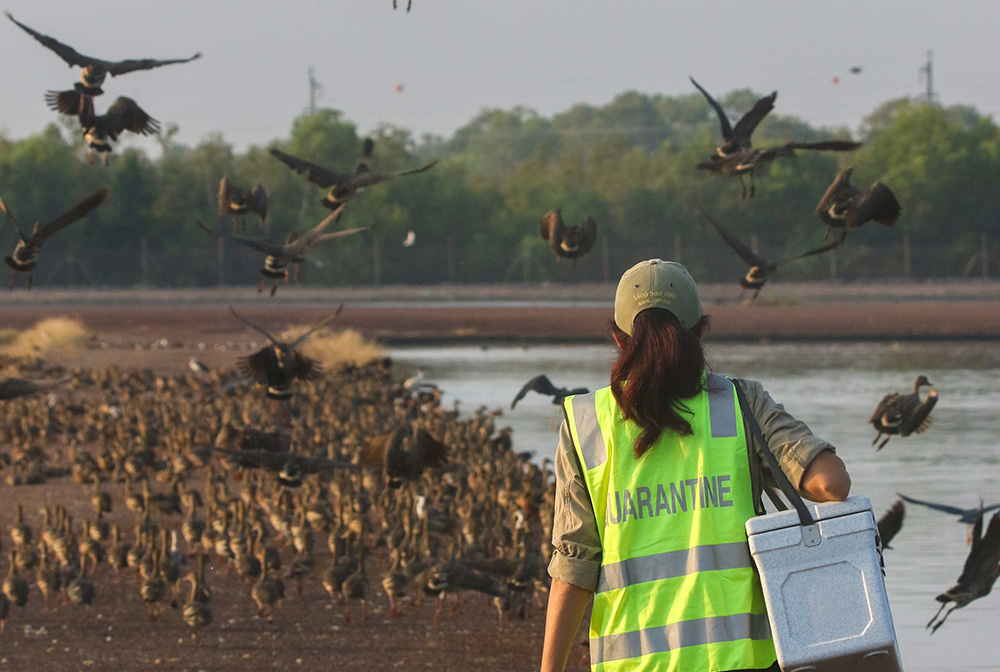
614, 259, 702, 334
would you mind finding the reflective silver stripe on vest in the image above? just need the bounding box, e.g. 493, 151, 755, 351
592, 612, 772, 665
571, 392, 607, 470
706, 373, 738, 438
596, 541, 753, 593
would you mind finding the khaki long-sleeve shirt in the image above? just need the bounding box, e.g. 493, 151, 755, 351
548, 377, 836, 592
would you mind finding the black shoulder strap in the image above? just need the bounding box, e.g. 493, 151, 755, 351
731, 378, 816, 527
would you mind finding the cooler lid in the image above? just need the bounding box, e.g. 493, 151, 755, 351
745, 495, 873, 535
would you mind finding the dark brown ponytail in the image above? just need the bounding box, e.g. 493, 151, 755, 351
610, 308, 710, 458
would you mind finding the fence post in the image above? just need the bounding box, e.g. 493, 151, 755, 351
216, 236, 225, 286
446, 234, 456, 284
903, 234, 912, 278
829, 246, 837, 281
141, 237, 150, 286
982, 233, 990, 279
601, 236, 610, 282
372, 233, 382, 287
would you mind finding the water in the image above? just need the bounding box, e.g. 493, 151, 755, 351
392, 341, 1000, 672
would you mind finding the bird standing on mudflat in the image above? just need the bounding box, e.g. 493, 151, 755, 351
1, 188, 108, 289
815, 167, 902, 241
927, 510, 1000, 634
870, 375, 938, 450
6, 12, 201, 96
539, 210, 597, 266
700, 207, 839, 302
45, 91, 160, 166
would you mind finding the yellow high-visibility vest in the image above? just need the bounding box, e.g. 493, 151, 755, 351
564, 373, 776, 672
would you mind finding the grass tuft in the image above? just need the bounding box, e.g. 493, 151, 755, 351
284, 326, 385, 368
0, 317, 92, 358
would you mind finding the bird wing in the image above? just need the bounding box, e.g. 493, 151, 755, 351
815, 168, 855, 225
289, 304, 345, 347
229, 307, 279, 343
848, 183, 901, 228
412, 427, 449, 470
575, 216, 598, 254
44, 89, 88, 117
290, 352, 323, 381
511, 375, 559, 409
201, 223, 287, 256
771, 238, 841, 266
237, 349, 273, 383
539, 210, 564, 251
103, 52, 202, 77
31, 189, 108, 244
689, 77, 733, 142
350, 160, 437, 188
957, 512, 1000, 586
308, 226, 367, 248
361, 427, 405, 467
876, 501, 905, 548
250, 185, 268, 220
104, 97, 160, 138
899, 392, 937, 436
730, 91, 777, 147
297, 454, 361, 474
214, 447, 285, 472
0, 378, 41, 400
269, 148, 346, 189
869, 393, 903, 426
5, 12, 103, 68
698, 206, 767, 267
785, 140, 862, 152
0, 195, 29, 241
896, 493, 967, 516
291, 204, 349, 253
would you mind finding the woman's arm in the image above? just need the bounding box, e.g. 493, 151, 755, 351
799, 449, 851, 502
540, 578, 593, 672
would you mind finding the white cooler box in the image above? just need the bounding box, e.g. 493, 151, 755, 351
745, 495, 902, 672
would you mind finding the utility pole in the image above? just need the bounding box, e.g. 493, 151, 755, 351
919, 50, 937, 105
307, 66, 322, 114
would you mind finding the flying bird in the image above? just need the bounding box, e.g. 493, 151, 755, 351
6, 12, 201, 95
511, 375, 589, 410
230, 306, 341, 401
698, 141, 861, 200
1, 188, 108, 289
870, 375, 938, 450
197, 204, 364, 295
45, 91, 159, 166
690, 77, 776, 157
402, 230, 416, 247
539, 210, 597, 266
815, 167, 901, 241
269, 147, 436, 214
0, 376, 72, 400
850, 66, 863, 75
362, 425, 449, 487
699, 207, 839, 301
897, 494, 1000, 544
215, 447, 358, 488
876, 500, 905, 550
927, 510, 1000, 634
218, 177, 267, 232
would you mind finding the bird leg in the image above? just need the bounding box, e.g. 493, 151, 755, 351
257, 276, 266, 293
926, 601, 949, 629
87, 148, 95, 165
871, 433, 882, 447
876, 436, 891, 451
7, 272, 14, 291
433, 593, 444, 628
27, 271, 33, 290
928, 605, 956, 634
269, 283, 278, 297
102, 152, 110, 168
748, 172, 756, 198
738, 175, 748, 200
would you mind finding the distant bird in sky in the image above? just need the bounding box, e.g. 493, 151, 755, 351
699, 206, 839, 301
6, 11, 201, 96
539, 210, 597, 266
511, 375, 589, 410
269, 147, 436, 215
218, 177, 267, 232
1, 188, 108, 290
927, 510, 1000, 634
690, 77, 776, 158
0, 376, 72, 401
876, 500, 905, 550
698, 141, 862, 200
197, 204, 364, 295
870, 375, 938, 450
229, 305, 341, 401
45, 91, 160, 166
815, 167, 901, 241
850, 66, 863, 75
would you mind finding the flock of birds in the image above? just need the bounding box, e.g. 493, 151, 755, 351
0, 9, 995, 657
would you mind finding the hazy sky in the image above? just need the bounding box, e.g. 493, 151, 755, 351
1, 1, 997, 156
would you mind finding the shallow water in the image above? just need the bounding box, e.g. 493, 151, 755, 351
393, 341, 1000, 672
